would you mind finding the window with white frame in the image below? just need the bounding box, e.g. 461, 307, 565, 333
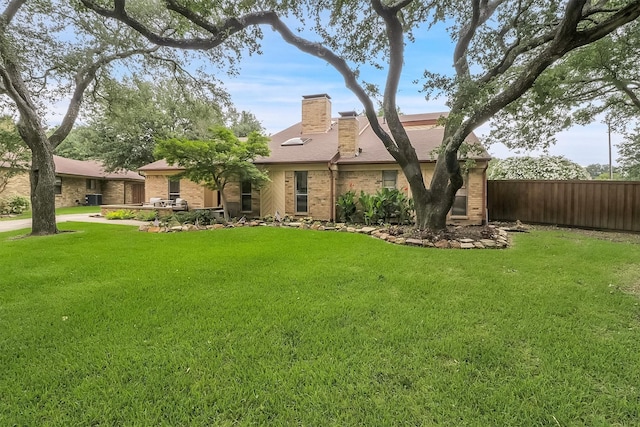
241, 181, 252, 212
295, 171, 308, 213
168, 178, 180, 201
382, 170, 397, 189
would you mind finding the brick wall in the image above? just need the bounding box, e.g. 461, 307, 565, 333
1, 169, 30, 200
284, 168, 332, 220
56, 176, 99, 207
102, 180, 124, 205
336, 162, 487, 224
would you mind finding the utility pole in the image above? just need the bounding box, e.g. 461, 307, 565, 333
608, 121, 613, 179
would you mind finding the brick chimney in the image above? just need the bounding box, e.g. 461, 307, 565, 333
338, 110, 359, 158
301, 94, 332, 134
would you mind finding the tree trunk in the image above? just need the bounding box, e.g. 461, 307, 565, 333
28, 138, 58, 235
398, 137, 463, 231
219, 188, 230, 221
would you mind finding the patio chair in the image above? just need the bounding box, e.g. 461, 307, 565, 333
173, 198, 188, 211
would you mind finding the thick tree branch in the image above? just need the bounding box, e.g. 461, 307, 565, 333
49, 46, 160, 147
80, 0, 404, 157
0, 0, 25, 24
457, 0, 640, 145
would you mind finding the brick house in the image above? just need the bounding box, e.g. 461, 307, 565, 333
1, 155, 145, 207
138, 94, 491, 224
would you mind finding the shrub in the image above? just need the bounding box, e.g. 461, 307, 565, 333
336, 191, 357, 223
105, 209, 136, 220
374, 188, 414, 224
172, 209, 219, 226
135, 211, 159, 221
358, 191, 379, 225
0, 195, 30, 215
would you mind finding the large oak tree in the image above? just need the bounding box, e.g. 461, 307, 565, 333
0, 0, 228, 235
82, 0, 640, 230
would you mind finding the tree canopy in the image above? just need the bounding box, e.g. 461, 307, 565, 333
485, 19, 640, 176
488, 156, 590, 180
78, 0, 640, 229
56, 76, 228, 171
155, 126, 270, 220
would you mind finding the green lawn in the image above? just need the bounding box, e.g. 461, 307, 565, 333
1, 224, 639, 425
0, 205, 101, 221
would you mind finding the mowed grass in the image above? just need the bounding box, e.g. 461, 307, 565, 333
0, 205, 101, 221
1, 224, 639, 426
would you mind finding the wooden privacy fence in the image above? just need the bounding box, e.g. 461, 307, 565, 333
487, 180, 640, 232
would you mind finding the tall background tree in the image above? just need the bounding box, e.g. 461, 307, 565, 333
0, 0, 229, 235
488, 156, 590, 180
82, 0, 640, 230
486, 20, 640, 178
55, 78, 263, 171
56, 76, 228, 171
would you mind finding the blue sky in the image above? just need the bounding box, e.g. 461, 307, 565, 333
214, 22, 620, 167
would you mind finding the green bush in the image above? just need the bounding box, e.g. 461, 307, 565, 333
172, 209, 219, 226
0, 195, 30, 215
336, 190, 357, 223
105, 209, 136, 220
346, 189, 415, 225
135, 211, 159, 221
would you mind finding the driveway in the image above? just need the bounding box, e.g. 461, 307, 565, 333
0, 214, 148, 233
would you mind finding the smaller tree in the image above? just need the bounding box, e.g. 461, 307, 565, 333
155, 127, 270, 220
488, 156, 590, 180
617, 131, 640, 180
0, 116, 30, 196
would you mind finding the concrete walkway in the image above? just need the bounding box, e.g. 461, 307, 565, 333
0, 213, 148, 233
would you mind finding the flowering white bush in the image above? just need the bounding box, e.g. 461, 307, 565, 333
488, 156, 591, 180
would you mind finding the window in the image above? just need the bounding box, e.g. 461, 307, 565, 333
281, 137, 311, 146
450, 175, 467, 216
295, 171, 308, 213
168, 178, 180, 201
241, 181, 252, 212
86, 179, 97, 190
54, 176, 62, 195
382, 170, 397, 189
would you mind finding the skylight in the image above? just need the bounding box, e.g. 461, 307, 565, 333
281, 137, 310, 146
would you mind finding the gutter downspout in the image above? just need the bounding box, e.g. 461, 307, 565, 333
483, 159, 489, 225
328, 153, 340, 222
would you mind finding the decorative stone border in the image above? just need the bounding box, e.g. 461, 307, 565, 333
138, 220, 511, 249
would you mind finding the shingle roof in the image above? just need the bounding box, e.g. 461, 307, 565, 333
256, 112, 490, 165
137, 112, 490, 171
137, 159, 178, 171
53, 156, 144, 181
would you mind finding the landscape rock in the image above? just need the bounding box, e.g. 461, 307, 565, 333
435, 239, 450, 249
480, 239, 497, 248
406, 238, 423, 246
359, 227, 377, 234
460, 242, 475, 249
450, 241, 462, 249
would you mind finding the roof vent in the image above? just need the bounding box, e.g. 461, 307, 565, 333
281, 137, 310, 146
